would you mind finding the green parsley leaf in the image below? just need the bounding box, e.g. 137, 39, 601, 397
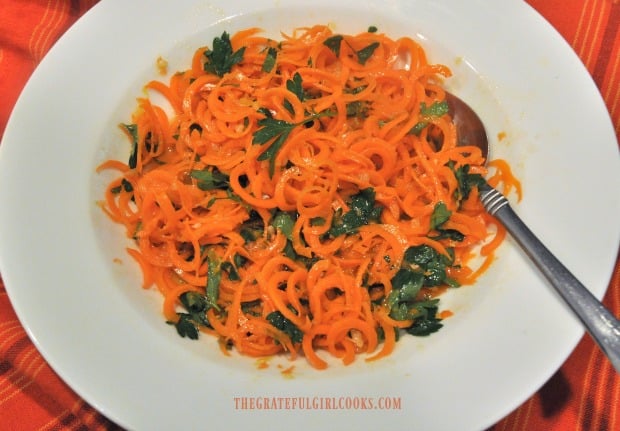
272, 211, 295, 240
190, 168, 230, 191
111, 178, 133, 194
356, 42, 380, 65
448, 161, 487, 203
408, 121, 429, 136
172, 314, 200, 339
386, 243, 460, 334
368, 26, 378, 33
323, 35, 344, 57
283, 72, 304, 116
429, 229, 465, 242
420, 100, 449, 117
386, 269, 424, 309
385, 269, 445, 333
329, 188, 382, 237
310, 217, 326, 226
403, 244, 459, 287
430, 201, 451, 231
253, 118, 295, 145
286, 72, 304, 102
404, 301, 444, 336
408, 101, 450, 135
428, 199, 466, 242
423, 260, 450, 287
203, 31, 246, 77
221, 261, 241, 281
120, 123, 139, 169
262, 46, 278, 73
180, 291, 209, 320
266, 311, 303, 343
404, 244, 436, 266
346, 101, 370, 118
385, 268, 426, 321
205, 252, 221, 311
252, 110, 335, 176
168, 291, 212, 340
253, 118, 295, 175
239, 213, 264, 243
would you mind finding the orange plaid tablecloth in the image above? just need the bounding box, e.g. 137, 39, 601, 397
0, 1, 618, 430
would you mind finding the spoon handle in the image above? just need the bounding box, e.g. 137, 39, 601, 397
479, 184, 620, 373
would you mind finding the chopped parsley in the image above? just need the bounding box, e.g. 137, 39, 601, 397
323, 35, 344, 57
323, 34, 380, 65
346, 101, 370, 118
262, 46, 278, 73
329, 188, 382, 237
120, 123, 139, 169
430, 201, 451, 231
169, 291, 211, 340
271, 211, 295, 240
111, 178, 133, 194
409, 100, 450, 136
448, 161, 487, 203
190, 168, 230, 191
205, 252, 221, 311
420, 100, 450, 117
356, 42, 379, 65
384, 243, 460, 336
403, 244, 459, 288
266, 311, 303, 344
404, 302, 444, 336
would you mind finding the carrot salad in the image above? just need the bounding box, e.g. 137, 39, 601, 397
97, 25, 520, 369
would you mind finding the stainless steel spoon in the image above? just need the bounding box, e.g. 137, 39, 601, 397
445, 92, 620, 373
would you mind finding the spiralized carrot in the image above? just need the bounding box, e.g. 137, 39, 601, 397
98, 25, 521, 369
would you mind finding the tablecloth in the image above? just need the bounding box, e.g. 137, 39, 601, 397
0, 1, 619, 430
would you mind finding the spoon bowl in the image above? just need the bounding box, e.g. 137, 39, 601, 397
444, 92, 489, 158
445, 92, 620, 373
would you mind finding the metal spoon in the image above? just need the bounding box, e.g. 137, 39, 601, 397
445, 91, 620, 373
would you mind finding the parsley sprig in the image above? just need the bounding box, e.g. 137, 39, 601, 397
171, 291, 211, 339
189, 168, 229, 191
384, 244, 460, 336
329, 188, 382, 237
203, 31, 246, 77
447, 161, 486, 204
252, 110, 334, 175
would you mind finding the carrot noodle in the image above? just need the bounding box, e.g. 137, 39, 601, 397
97, 25, 521, 369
